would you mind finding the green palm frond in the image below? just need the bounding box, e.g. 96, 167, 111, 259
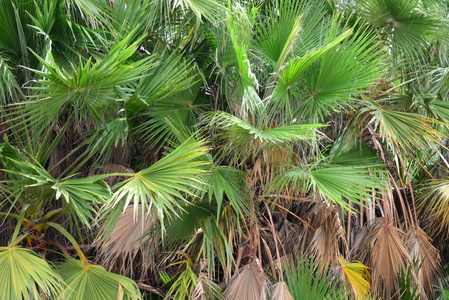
0, 246, 62, 300
298, 20, 386, 121
271, 27, 352, 116
226, 3, 262, 117
2, 159, 110, 226
269, 163, 383, 211
209, 111, 322, 142
284, 256, 347, 300
364, 102, 445, 151
418, 179, 449, 236
135, 53, 198, 107
104, 139, 209, 231
10, 33, 155, 131
59, 258, 141, 300
202, 165, 249, 218
253, 0, 304, 71
0, 55, 22, 105
359, 0, 449, 51
174, 0, 226, 22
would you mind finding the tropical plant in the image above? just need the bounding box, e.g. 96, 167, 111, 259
1, 0, 449, 299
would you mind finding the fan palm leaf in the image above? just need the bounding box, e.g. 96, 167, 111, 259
0, 246, 62, 300
104, 139, 208, 231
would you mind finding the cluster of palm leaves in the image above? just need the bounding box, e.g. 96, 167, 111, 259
1, 0, 449, 299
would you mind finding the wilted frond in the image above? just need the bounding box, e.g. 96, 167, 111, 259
406, 226, 441, 297
353, 218, 411, 298
270, 281, 293, 300
0, 246, 62, 300
97, 206, 158, 281
308, 203, 346, 266
337, 255, 371, 299
192, 272, 223, 300
59, 257, 141, 300
225, 263, 269, 300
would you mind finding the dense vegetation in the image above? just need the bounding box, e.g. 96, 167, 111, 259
1, 0, 449, 299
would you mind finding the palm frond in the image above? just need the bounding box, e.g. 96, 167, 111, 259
97, 205, 158, 281
337, 255, 371, 298
298, 20, 386, 121
406, 226, 441, 297
270, 281, 294, 300
353, 218, 411, 298
225, 263, 269, 300
284, 256, 347, 300
0, 246, 62, 300
418, 178, 449, 237
269, 163, 383, 211
104, 139, 208, 231
59, 257, 141, 300
10, 33, 154, 131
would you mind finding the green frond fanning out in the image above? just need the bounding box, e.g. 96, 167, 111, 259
59, 258, 141, 300
9, 33, 155, 131
284, 256, 348, 300
418, 179, 449, 237
2, 159, 110, 226
358, 0, 449, 56
253, 0, 329, 70
134, 53, 199, 108
202, 165, 250, 218
361, 103, 445, 151
226, 3, 262, 117
0, 246, 62, 300
269, 163, 383, 211
208, 111, 322, 142
298, 20, 386, 121
104, 139, 209, 231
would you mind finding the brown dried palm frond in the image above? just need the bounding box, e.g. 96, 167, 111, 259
270, 281, 293, 300
307, 203, 347, 267
96, 205, 160, 282
191, 272, 223, 300
406, 226, 441, 298
353, 218, 411, 299
224, 262, 270, 300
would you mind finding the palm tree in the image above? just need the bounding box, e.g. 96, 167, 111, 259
1, 0, 449, 299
